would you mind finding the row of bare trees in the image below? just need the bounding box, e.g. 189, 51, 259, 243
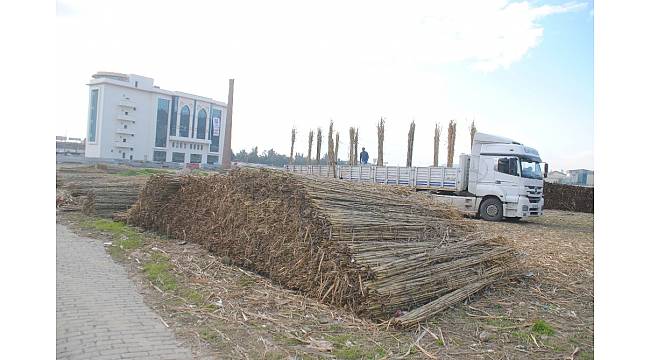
289, 119, 476, 168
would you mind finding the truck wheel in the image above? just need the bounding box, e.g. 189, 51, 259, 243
479, 197, 503, 221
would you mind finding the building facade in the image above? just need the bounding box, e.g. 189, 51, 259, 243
85, 72, 227, 165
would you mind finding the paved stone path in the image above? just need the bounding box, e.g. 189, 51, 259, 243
56, 224, 192, 360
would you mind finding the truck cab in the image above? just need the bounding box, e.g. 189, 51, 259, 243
467, 133, 546, 221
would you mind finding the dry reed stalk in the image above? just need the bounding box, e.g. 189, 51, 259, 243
470, 120, 477, 151
407, 121, 415, 167
307, 130, 314, 165
447, 120, 456, 167
349, 127, 355, 164
377, 118, 385, 166
290, 127, 296, 165
434, 123, 441, 167
316, 128, 323, 165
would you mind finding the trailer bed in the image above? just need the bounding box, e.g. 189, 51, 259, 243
285, 165, 463, 191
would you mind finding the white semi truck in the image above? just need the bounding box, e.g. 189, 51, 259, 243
285, 132, 547, 221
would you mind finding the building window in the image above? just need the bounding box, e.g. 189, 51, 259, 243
135, 81, 138, 88
122, 138, 126, 143
130, 155, 133, 160
87, 89, 99, 142
197, 109, 207, 139
153, 150, 166, 162
124, 124, 127, 129
190, 154, 202, 163
209, 107, 222, 152
122, 152, 126, 159
179, 105, 190, 137
207, 155, 219, 164
172, 152, 185, 163
155, 98, 170, 147
169, 97, 178, 136
125, 111, 128, 115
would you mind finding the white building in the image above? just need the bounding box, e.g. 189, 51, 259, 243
545, 170, 568, 184
85, 72, 228, 165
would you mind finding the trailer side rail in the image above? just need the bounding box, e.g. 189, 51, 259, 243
285, 165, 461, 191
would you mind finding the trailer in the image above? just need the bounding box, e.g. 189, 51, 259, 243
285, 132, 547, 221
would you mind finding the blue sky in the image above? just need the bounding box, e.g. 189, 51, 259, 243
438, 2, 594, 171
56, 0, 594, 170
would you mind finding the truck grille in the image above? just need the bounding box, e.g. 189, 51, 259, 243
526, 186, 543, 196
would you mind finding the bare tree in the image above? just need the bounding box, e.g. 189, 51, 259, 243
349, 127, 356, 164
289, 127, 296, 164
377, 117, 385, 166
447, 120, 457, 167
434, 123, 441, 166
353, 128, 359, 165
307, 129, 314, 165
316, 128, 322, 165
407, 121, 415, 167
469, 120, 477, 152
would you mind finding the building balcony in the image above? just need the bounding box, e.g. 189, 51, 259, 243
168, 135, 212, 145
119, 100, 137, 108
117, 113, 135, 122
115, 128, 136, 136
114, 140, 134, 148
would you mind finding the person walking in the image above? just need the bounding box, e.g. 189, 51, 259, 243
360, 147, 369, 165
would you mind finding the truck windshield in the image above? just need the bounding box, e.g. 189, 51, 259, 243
520, 158, 543, 179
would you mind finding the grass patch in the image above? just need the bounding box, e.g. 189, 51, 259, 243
143, 253, 177, 291
79, 218, 144, 257
199, 327, 223, 345
182, 288, 205, 305
117, 168, 172, 177
532, 320, 555, 336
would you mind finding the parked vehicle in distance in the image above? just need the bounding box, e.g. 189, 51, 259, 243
285, 132, 547, 221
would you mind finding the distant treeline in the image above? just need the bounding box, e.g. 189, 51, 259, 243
233, 147, 337, 167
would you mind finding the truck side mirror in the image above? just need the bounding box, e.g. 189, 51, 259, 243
544, 163, 548, 178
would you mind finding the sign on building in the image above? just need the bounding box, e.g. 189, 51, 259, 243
212, 117, 221, 136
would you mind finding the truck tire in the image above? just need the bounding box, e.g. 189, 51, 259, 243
479, 197, 503, 221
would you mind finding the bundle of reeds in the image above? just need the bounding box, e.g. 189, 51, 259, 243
447, 120, 456, 167
434, 123, 441, 167
316, 128, 323, 165
58, 168, 149, 218
406, 121, 415, 167
290, 127, 296, 165
128, 168, 517, 327
377, 118, 385, 166
307, 130, 314, 165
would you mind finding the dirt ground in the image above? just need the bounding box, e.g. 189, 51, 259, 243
58, 208, 593, 360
